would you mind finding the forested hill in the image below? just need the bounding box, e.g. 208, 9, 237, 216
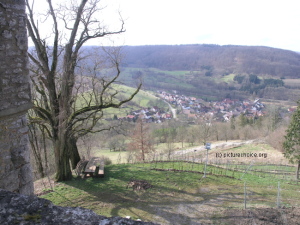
121, 45, 300, 78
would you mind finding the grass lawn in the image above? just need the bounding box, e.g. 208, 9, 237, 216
92, 148, 128, 164
74, 83, 168, 119
39, 162, 300, 224
37, 142, 300, 224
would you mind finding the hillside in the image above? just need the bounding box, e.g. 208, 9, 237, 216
79, 45, 300, 101
35, 141, 300, 224
122, 44, 300, 78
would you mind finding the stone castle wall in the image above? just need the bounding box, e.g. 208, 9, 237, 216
0, 0, 33, 195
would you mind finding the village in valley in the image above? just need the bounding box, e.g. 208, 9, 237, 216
118, 90, 266, 123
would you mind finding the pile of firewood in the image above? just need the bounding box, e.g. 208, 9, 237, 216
127, 180, 153, 191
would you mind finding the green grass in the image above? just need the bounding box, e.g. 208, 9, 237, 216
220, 73, 236, 83
38, 142, 300, 223
117, 85, 158, 107
121, 67, 189, 77
74, 83, 167, 119
39, 160, 300, 223
92, 148, 128, 164
148, 68, 189, 77
121, 67, 195, 90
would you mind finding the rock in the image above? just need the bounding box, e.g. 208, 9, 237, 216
0, 189, 159, 225
127, 180, 153, 191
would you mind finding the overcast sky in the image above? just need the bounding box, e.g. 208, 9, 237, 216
31, 0, 300, 52
103, 0, 300, 52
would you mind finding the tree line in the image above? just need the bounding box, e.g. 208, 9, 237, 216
121, 45, 300, 78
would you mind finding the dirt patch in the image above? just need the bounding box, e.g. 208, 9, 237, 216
34, 177, 59, 196
127, 180, 153, 191
150, 205, 300, 225
218, 207, 300, 225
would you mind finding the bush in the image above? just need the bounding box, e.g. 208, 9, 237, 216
266, 126, 286, 151
98, 155, 112, 165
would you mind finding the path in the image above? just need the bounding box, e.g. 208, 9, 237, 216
144, 91, 177, 119
164, 100, 177, 119
173, 139, 256, 156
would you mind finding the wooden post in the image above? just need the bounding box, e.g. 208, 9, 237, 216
244, 182, 247, 209
203, 143, 211, 178
277, 181, 281, 208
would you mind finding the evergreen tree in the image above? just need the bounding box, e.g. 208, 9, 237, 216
283, 101, 300, 180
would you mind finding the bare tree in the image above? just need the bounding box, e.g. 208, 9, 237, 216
28, 122, 45, 178
197, 118, 213, 145
186, 126, 198, 146
176, 125, 187, 148
26, 0, 141, 181
127, 119, 155, 162
165, 137, 175, 160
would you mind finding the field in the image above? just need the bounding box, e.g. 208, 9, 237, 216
120, 67, 195, 91
90, 142, 191, 164
118, 67, 300, 103
220, 73, 235, 83
284, 78, 300, 88
75, 83, 167, 119
35, 141, 300, 224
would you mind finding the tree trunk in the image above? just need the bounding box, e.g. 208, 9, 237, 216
29, 125, 45, 178
54, 143, 72, 181
55, 153, 72, 181
53, 128, 81, 181
54, 127, 73, 181
30, 141, 45, 178
68, 136, 81, 170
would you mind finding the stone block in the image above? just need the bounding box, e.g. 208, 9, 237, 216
0, 0, 33, 195
11, 145, 28, 166
1, 169, 19, 192
19, 163, 33, 186
17, 91, 30, 100
18, 181, 34, 195
2, 30, 12, 39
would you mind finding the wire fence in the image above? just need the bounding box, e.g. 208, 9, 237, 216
113, 150, 300, 211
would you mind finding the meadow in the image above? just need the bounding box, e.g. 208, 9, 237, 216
36, 141, 300, 224
74, 83, 165, 119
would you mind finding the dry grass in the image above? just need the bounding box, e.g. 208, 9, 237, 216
284, 78, 300, 88
208, 142, 290, 165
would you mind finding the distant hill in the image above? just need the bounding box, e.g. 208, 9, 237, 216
78, 45, 300, 101
122, 45, 300, 78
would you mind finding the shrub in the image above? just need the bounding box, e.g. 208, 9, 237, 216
98, 155, 112, 165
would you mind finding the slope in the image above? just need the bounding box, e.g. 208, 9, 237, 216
122, 44, 300, 78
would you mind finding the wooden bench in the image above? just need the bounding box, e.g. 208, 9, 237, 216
95, 163, 104, 178
82, 157, 105, 178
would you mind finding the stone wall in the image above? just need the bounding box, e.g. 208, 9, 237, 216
0, 0, 33, 195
